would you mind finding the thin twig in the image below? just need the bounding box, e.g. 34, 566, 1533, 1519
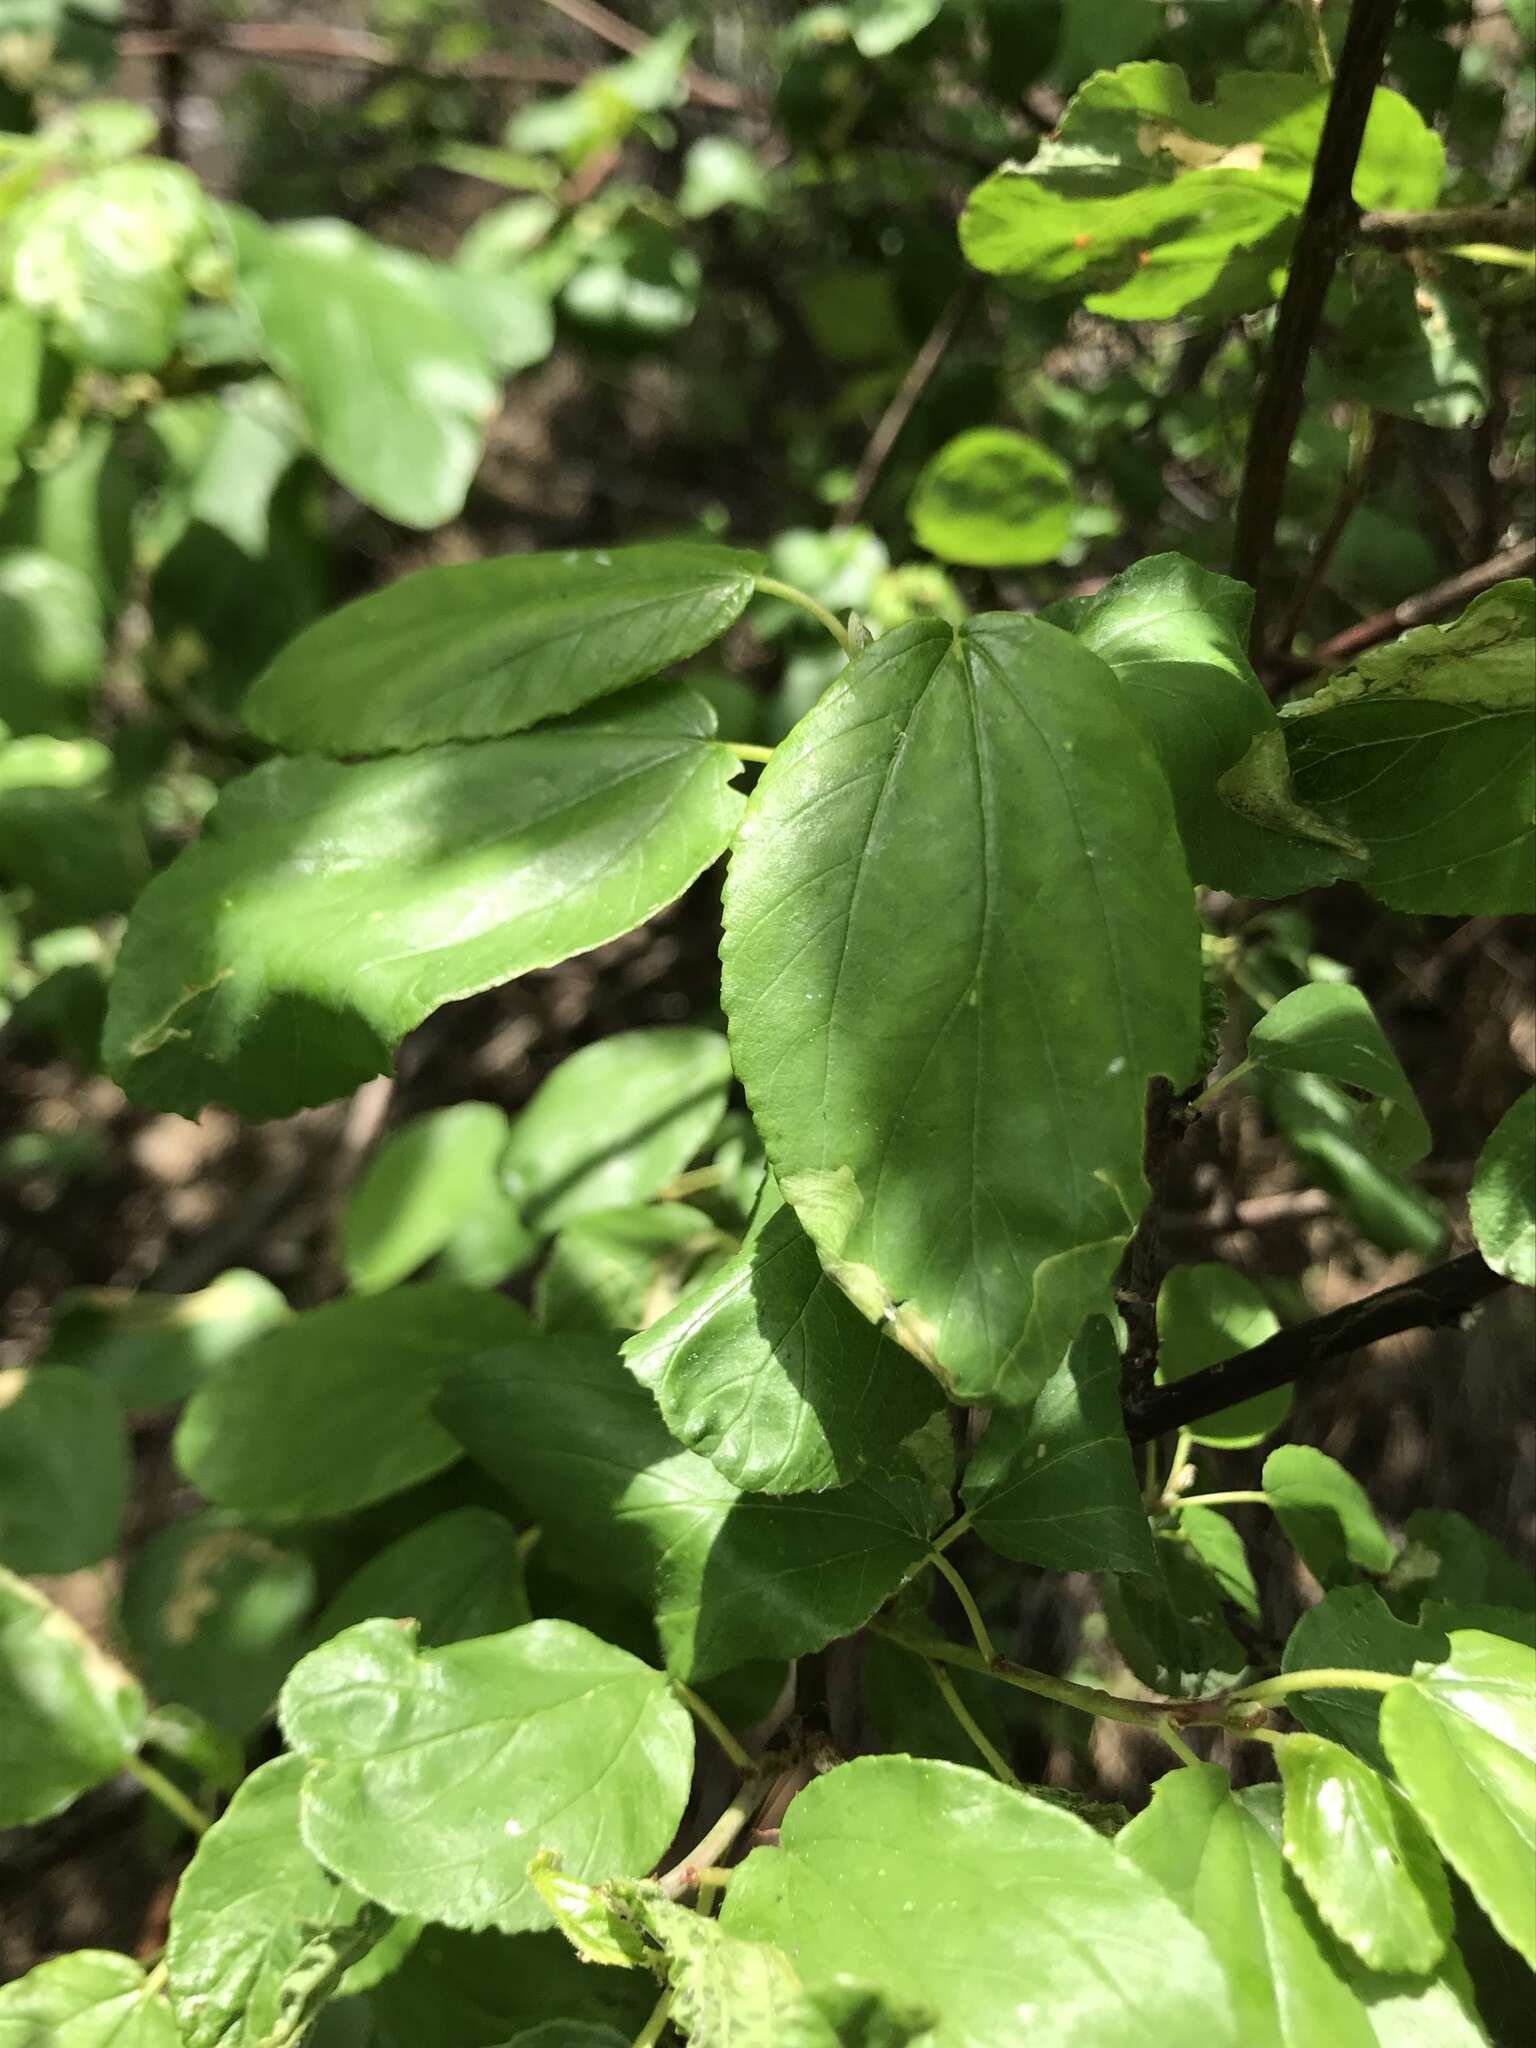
925, 1660, 1023, 1789
1231, 0, 1401, 649
835, 280, 978, 529
1122, 1251, 1509, 1443
658, 1771, 774, 1898
536, 0, 746, 108
1290, 535, 1536, 671
1273, 412, 1390, 655
1357, 201, 1536, 251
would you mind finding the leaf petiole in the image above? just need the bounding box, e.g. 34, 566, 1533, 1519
752, 575, 855, 655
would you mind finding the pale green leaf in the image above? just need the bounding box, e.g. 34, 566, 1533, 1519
1281, 1587, 1447, 1772
0, 1951, 178, 2048
1263, 1445, 1397, 1582
1327, 271, 1489, 429
1470, 1087, 1536, 1288
907, 427, 1074, 567
720, 1755, 1239, 2047
0, 304, 42, 502
537, 1203, 723, 1334
1155, 1262, 1287, 1448
243, 543, 763, 755
1247, 984, 1430, 1167
175, 1285, 529, 1522
103, 681, 745, 1118
1181, 1506, 1261, 1621
0, 1563, 146, 1826
850, 0, 945, 57
279, 1618, 693, 1932
0, 548, 103, 734
720, 614, 1201, 1405
312, 1508, 531, 1650
342, 1103, 512, 1294
45, 1267, 290, 1409
0, 1364, 126, 1573
677, 136, 770, 217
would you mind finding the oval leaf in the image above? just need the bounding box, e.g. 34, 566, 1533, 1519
342, 1103, 512, 1295
1262, 1445, 1397, 1584
312, 1507, 531, 1650
907, 427, 1073, 567
0, 1364, 127, 1573
0, 1951, 178, 2047
0, 1564, 146, 1826
1155, 1263, 1288, 1449
1470, 1087, 1536, 1288
1247, 983, 1430, 1167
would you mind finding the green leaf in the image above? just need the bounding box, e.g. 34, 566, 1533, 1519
907, 427, 1074, 567
45, 1267, 290, 1409
0, 304, 42, 503
1278, 1734, 1452, 1974
166, 1754, 373, 2048
1155, 1262, 1288, 1448
1118, 1765, 1377, 2047
1283, 581, 1536, 916
1254, 1068, 1445, 1259
243, 543, 763, 756
677, 135, 770, 217
0, 1563, 146, 1826
862, 1633, 1016, 1772
1470, 1087, 1536, 1287
279, 1617, 694, 1932
961, 1316, 1154, 1572
0, 1364, 126, 1572
1281, 1587, 1448, 1771
342, 1103, 512, 1294
224, 209, 500, 527
1380, 1630, 1536, 1968
103, 681, 745, 1118
503, 1027, 733, 1235
537, 1203, 723, 1334
312, 1508, 531, 1650
961, 66, 1441, 320
0, 548, 103, 735
1263, 1445, 1397, 1583
1181, 1506, 1261, 1622
720, 1755, 1239, 2047
120, 1511, 315, 1737
1327, 271, 1489, 429
342, 1925, 655, 2046
622, 1177, 941, 1494
850, 0, 945, 57
1246, 984, 1430, 1167
1392, 1508, 1536, 1620
1044, 554, 1361, 896
721, 614, 1200, 1405
175, 1285, 529, 1523
0, 1951, 179, 2048
1104, 1533, 1249, 1697
0, 780, 150, 920
438, 1337, 946, 1680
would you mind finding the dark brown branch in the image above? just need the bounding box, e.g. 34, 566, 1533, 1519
1231, 0, 1400, 649
1123, 1251, 1510, 1443
1295, 534, 1536, 671
1358, 201, 1536, 251
534, 0, 747, 109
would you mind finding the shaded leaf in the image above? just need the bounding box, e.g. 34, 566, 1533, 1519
1246, 984, 1430, 1167
1104, 1533, 1249, 1697
342, 1103, 512, 1295
312, 1508, 531, 1650
0, 1364, 127, 1573
1470, 1087, 1536, 1288
45, 1268, 290, 1409
537, 1203, 724, 1334
1263, 1445, 1397, 1584
1327, 270, 1489, 429
0, 1563, 145, 1826
1181, 1506, 1261, 1622
1155, 1262, 1287, 1449
1281, 1586, 1448, 1772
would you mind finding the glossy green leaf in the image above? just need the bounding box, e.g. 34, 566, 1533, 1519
1263, 1445, 1397, 1583
1278, 1734, 1452, 1974
438, 1337, 946, 1680
120, 1511, 316, 1737
1328, 271, 1489, 429
503, 1027, 733, 1235
0, 548, 103, 734
342, 1103, 512, 1294
907, 427, 1074, 567
961, 66, 1441, 320
1470, 1087, 1536, 1287
166, 1754, 372, 2048
1380, 1630, 1536, 1968
103, 681, 745, 1118
721, 614, 1200, 1405
0, 1563, 146, 1826
0, 1364, 126, 1572
312, 1508, 531, 1649
175, 1286, 529, 1522
45, 1268, 290, 1409
1246, 984, 1430, 1167
244, 543, 763, 755
1281, 1587, 1448, 1772
961, 1316, 1154, 1572
1283, 581, 1535, 916
225, 210, 497, 527
1104, 1532, 1249, 1697
537, 1203, 723, 1333
1045, 554, 1361, 896
623, 1178, 941, 1494
1155, 1262, 1287, 1448
279, 1617, 693, 1932
1119, 1765, 1376, 2047
0, 1951, 179, 2048
721, 1755, 1238, 2047
1181, 1505, 1261, 1621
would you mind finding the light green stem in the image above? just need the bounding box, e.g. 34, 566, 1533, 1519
658, 1771, 773, 1900
673, 1681, 756, 1776
727, 741, 775, 764
1174, 1490, 1271, 1511
931, 1510, 972, 1554
1296, 0, 1333, 80
632, 1988, 674, 2048
872, 1622, 1219, 1732
926, 1659, 1023, 1790
753, 574, 854, 655
927, 1548, 998, 1666
1191, 1055, 1255, 1114
126, 1752, 209, 1837
1232, 1667, 1407, 1706
1159, 1720, 1203, 1769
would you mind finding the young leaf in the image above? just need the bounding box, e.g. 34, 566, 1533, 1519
342, 1103, 513, 1295
721, 614, 1201, 1405
1246, 984, 1430, 1167
1044, 554, 1359, 897
0, 1364, 127, 1573
961, 1316, 1155, 1572
1379, 1630, 1536, 1968
1118, 1765, 1377, 2047
279, 1618, 694, 1932
1262, 1445, 1397, 1583
1181, 1506, 1261, 1622
311, 1507, 532, 1650
45, 1268, 290, 1409
165, 1754, 374, 2048
1470, 1087, 1536, 1287
538, 1203, 723, 1334
907, 427, 1074, 568
244, 543, 764, 754
720, 1755, 1240, 2047
0, 1563, 146, 1826
1277, 1734, 1453, 1975
104, 681, 744, 1118
438, 1337, 947, 1680
1283, 581, 1536, 916
502, 1028, 732, 1235
175, 1286, 529, 1523
1281, 1586, 1449, 1771
622, 1178, 941, 1494
0, 1951, 179, 2047
1155, 1262, 1288, 1449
